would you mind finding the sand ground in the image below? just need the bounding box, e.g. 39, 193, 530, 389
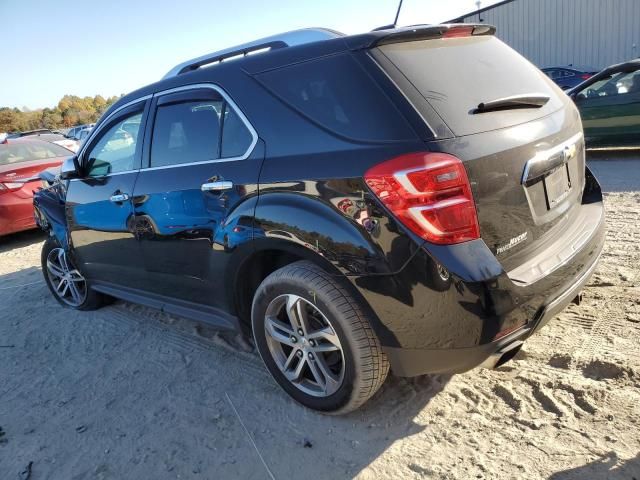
0, 154, 638, 479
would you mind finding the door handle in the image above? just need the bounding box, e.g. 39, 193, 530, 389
110, 193, 130, 203
201, 181, 233, 192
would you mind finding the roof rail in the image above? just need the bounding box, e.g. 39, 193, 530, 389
162, 28, 343, 79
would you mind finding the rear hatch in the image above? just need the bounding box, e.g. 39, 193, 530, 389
372, 27, 587, 278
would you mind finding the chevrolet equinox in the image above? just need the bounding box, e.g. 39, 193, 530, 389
34, 25, 605, 413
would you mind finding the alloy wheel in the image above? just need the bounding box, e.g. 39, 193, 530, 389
46, 248, 87, 307
264, 294, 345, 397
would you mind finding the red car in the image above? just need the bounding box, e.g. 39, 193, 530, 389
0, 138, 72, 236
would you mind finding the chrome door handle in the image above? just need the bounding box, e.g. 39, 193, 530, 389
201, 181, 233, 192
110, 193, 130, 203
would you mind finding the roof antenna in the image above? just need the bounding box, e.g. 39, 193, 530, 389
393, 0, 404, 26
371, 0, 404, 31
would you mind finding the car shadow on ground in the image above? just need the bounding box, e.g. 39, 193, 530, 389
548, 452, 640, 479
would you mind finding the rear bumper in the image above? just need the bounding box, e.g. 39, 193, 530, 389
384, 241, 602, 376
353, 168, 605, 377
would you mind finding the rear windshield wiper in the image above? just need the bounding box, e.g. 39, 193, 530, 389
473, 94, 550, 114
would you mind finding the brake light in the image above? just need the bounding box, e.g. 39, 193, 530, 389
364, 152, 480, 244
443, 26, 474, 38
580, 73, 592, 80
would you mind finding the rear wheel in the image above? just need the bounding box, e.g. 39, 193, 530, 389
41, 236, 104, 310
252, 261, 389, 414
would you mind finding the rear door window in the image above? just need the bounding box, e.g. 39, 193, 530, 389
255, 53, 415, 142
377, 36, 564, 136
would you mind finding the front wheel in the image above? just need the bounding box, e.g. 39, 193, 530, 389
41, 236, 104, 310
252, 261, 389, 414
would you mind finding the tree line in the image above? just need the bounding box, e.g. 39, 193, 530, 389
0, 94, 123, 133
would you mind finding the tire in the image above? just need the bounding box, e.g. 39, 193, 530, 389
252, 260, 389, 414
41, 236, 104, 310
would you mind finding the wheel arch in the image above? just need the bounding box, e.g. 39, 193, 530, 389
229, 240, 345, 332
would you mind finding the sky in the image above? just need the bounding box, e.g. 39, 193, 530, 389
0, 0, 501, 110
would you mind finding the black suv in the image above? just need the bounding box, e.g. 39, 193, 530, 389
34, 25, 605, 414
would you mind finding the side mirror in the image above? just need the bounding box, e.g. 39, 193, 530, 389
59, 156, 81, 180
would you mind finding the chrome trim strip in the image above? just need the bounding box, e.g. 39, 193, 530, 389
68, 170, 136, 181
75, 83, 258, 178
143, 83, 258, 171
521, 132, 583, 185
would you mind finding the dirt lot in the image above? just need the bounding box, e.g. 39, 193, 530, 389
0, 155, 639, 480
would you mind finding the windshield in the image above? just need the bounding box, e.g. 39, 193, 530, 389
0, 142, 71, 166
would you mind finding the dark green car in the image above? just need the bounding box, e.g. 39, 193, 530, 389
568, 59, 640, 149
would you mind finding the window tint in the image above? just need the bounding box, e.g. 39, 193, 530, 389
221, 103, 253, 158
151, 100, 222, 167
255, 53, 414, 141
150, 98, 253, 167
85, 112, 143, 177
378, 36, 562, 136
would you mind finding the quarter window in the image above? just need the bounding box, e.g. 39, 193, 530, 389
150, 96, 253, 168
85, 112, 143, 177
255, 53, 415, 141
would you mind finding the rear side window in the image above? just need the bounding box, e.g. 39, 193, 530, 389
378, 36, 564, 136
255, 53, 414, 142
150, 97, 253, 168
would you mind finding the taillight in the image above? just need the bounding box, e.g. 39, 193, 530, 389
580, 73, 592, 80
0, 182, 22, 194
232, 226, 244, 233
364, 152, 480, 245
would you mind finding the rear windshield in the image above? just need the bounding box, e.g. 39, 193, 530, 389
255, 53, 415, 142
0, 142, 71, 166
377, 36, 564, 136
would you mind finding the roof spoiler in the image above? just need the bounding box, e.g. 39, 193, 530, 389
366, 23, 496, 48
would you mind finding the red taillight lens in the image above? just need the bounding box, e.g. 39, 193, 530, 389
364, 152, 480, 245
580, 73, 592, 80
232, 226, 244, 233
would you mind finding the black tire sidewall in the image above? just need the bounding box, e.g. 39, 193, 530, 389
252, 273, 359, 413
